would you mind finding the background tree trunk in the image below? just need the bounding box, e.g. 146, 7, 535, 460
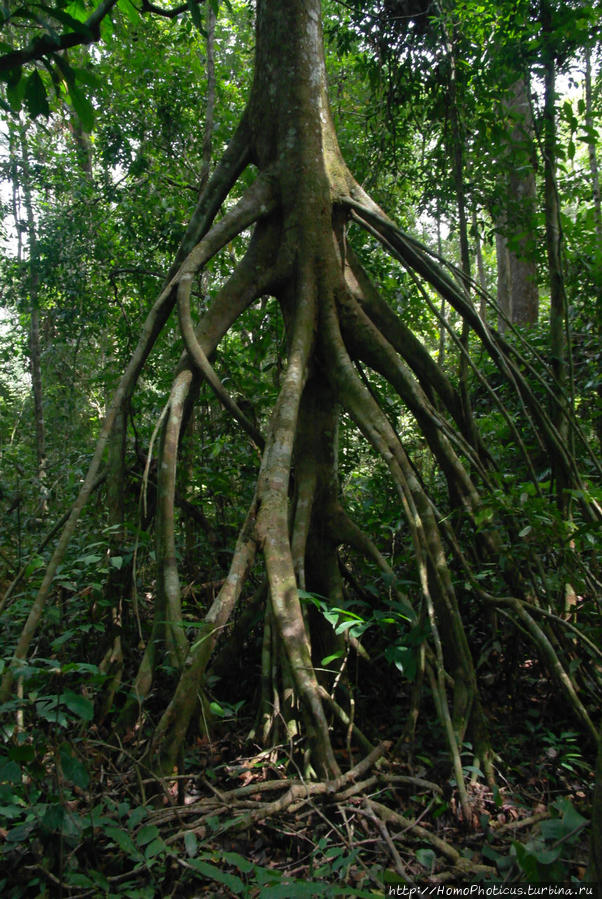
507, 78, 539, 325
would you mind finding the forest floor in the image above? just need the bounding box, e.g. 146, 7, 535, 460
1, 655, 596, 898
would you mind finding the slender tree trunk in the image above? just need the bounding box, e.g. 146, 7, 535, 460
495, 215, 512, 333
17, 125, 47, 516
437, 206, 446, 363
445, 28, 475, 444
199, 1, 216, 192
541, 5, 571, 507
472, 206, 487, 320
436, 3, 473, 421
584, 48, 602, 452
584, 49, 602, 242
507, 78, 539, 325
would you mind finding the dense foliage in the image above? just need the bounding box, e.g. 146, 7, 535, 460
0, 0, 600, 894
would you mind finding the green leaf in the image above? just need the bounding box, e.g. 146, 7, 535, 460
384, 644, 417, 681
51, 629, 76, 650
144, 836, 166, 859
188, 858, 245, 893
60, 748, 89, 789
36, 698, 68, 727
6, 823, 34, 843
42, 803, 66, 832
75, 552, 101, 565
24, 70, 50, 118
62, 691, 94, 721
187, 0, 207, 34
0, 760, 22, 783
40, 5, 94, 36
8, 744, 35, 763
321, 651, 344, 666
128, 806, 147, 829
555, 796, 588, 832
64, 1, 89, 23
117, 0, 140, 23
24, 555, 45, 576
209, 701, 229, 718
67, 81, 95, 131
184, 831, 198, 858
6, 69, 24, 112
136, 824, 159, 846
416, 847, 435, 870
220, 850, 254, 873
105, 825, 139, 857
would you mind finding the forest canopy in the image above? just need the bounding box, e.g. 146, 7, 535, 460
0, 0, 600, 894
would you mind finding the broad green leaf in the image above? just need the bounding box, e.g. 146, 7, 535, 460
105, 825, 139, 857
184, 831, 198, 858
128, 806, 147, 829
42, 803, 66, 832
416, 847, 435, 870
41, 6, 94, 36
0, 760, 21, 783
209, 700, 229, 718
556, 796, 588, 832
144, 836, 166, 859
136, 824, 159, 846
6, 69, 24, 112
8, 745, 35, 763
36, 698, 68, 727
186, 0, 206, 35
67, 82, 95, 131
321, 651, 344, 666
220, 850, 254, 873
64, 1, 89, 23
6, 823, 34, 843
117, 0, 140, 23
189, 858, 244, 893
62, 690, 94, 721
60, 748, 89, 789
75, 552, 101, 565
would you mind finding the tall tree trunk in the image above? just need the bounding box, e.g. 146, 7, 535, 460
439, 10, 474, 441
495, 213, 512, 333
147, 0, 488, 790
541, 4, 571, 507
11, 0, 598, 802
199, 1, 216, 192
436, 203, 447, 364
584, 49, 602, 242
17, 125, 47, 516
584, 48, 602, 452
507, 77, 539, 325
472, 205, 487, 320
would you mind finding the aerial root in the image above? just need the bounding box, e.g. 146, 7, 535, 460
256, 269, 341, 778
118, 223, 284, 727
138, 741, 496, 882
0, 167, 273, 702
322, 295, 481, 819
337, 287, 483, 517
344, 193, 602, 502
149, 504, 258, 776
178, 275, 265, 448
